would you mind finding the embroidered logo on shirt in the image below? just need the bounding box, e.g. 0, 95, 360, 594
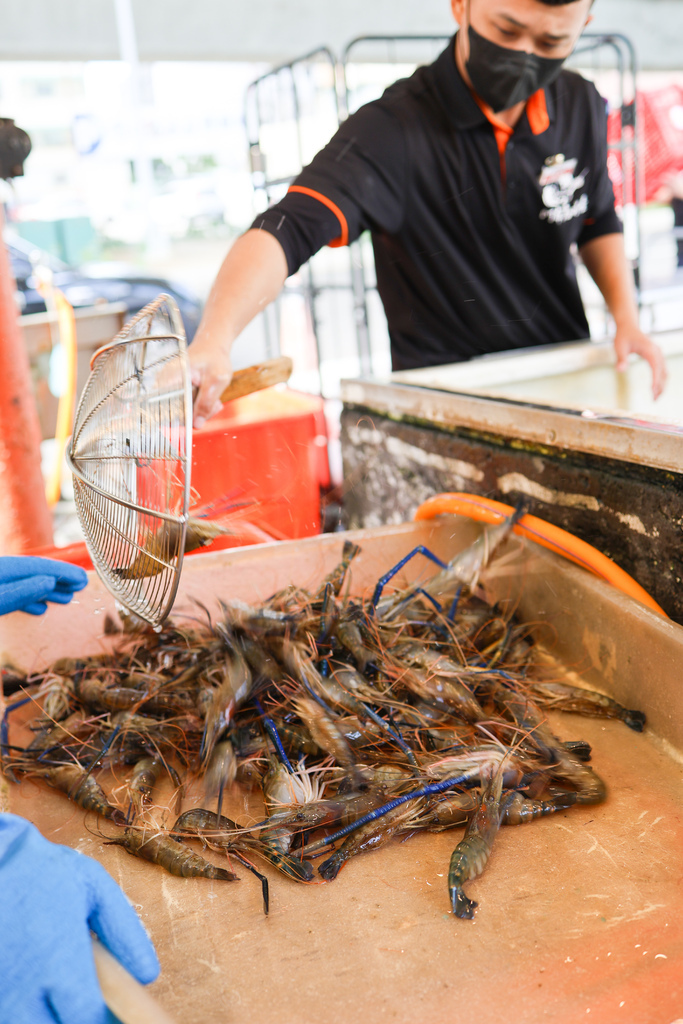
538, 155, 589, 224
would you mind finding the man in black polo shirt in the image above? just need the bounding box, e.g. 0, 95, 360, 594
190, 0, 666, 424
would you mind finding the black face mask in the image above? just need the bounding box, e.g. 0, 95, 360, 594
466, 25, 566, 113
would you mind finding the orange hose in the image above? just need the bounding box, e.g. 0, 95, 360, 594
414, 492, 667, 618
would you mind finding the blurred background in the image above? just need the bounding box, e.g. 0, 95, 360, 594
5, 2, 683, 358
4, 0, 683, 544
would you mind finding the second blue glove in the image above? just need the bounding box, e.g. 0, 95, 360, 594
0, 556, 88, 616
0, 814, 160, 1024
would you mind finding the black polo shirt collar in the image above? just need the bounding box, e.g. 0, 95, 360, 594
429, 32, 557, 132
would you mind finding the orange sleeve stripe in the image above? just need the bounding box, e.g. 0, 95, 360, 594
287, 185, 349, 247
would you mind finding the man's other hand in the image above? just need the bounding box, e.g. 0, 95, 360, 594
614, 326, 668, 401
188, 339, 233, 429
185, 228, 288, 430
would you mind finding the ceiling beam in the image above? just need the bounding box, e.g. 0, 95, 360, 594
0, 0, 679, 69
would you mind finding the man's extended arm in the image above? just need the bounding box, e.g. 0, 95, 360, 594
188, 102, 405, 425
579, 232, 667, 399
189, 229, 288, 425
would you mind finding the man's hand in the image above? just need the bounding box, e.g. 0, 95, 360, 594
187, 229, 288, 429
613, 326, 668, 401
0, 814, 159, 1024
579, 233, 668, 401
188, 340, 233, 429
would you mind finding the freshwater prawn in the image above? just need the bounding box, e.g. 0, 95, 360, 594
448, 765, 510, 919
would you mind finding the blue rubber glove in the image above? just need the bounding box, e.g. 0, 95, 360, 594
0, 556, 88, 616
0, 814, 160, 1024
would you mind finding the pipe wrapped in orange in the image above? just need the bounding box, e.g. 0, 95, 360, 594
45, 289, 78, 508
414, 492, 667, 618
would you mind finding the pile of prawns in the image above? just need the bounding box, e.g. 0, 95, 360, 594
1, 510, 645, 920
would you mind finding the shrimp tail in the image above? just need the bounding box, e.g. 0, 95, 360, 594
451, 887, 477, 920
624, 710, 646, 732
318, 850, 345, 881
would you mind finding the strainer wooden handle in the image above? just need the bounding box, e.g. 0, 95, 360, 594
93, 938, 177, 1024
218, 355, 293, 403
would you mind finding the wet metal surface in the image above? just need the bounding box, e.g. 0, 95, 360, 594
341, 338, 683, 622
340, 411, 683, 623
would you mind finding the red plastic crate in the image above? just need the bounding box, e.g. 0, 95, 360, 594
639, 86, 683, 201
32, 388, 328, 570
608, 87, 683, 205
191, 388, 328, 543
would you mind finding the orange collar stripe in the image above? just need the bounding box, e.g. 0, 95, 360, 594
473, 94, 512, 160
474, 88, 550, 159
526, 89, 550, 135
473, 94, 514, 137
473, 95, 511, 178
287, 185, 349, 247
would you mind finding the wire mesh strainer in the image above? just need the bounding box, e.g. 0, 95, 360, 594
66, 294, 193, 627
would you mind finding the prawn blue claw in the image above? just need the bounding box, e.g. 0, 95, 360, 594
310, 770, 480, 857
81, 724, 121, 781
1, 696, 32, 762
254, 698, 294, 773
447, 586, 463, 622
370, 546, 449, 612
358, 703, 420, 772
